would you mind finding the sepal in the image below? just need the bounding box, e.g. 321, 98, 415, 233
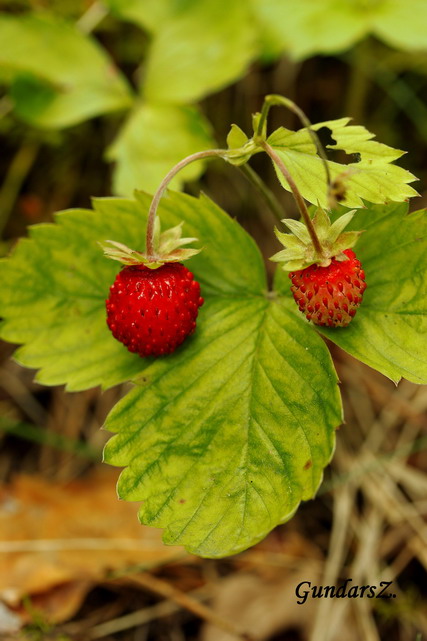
225, 123, 258, 166
100, 220, 201, 270
271, 206, 363, 271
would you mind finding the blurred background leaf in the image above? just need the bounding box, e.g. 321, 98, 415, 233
107, 104, 214, 195
0, 13, 133, 128
143, 0, 257, 104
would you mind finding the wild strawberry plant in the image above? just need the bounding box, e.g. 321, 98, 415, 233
1, 96, 426, 558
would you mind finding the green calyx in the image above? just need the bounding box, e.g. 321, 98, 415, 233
99, 220, 201, 270
270, 207, 363, 271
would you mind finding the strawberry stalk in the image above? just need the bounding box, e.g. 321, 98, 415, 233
260, 141, 325, 257
146, 149, 227, 258
256, 94, 332, 193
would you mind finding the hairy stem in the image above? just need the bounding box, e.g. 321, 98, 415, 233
260, 141, 323, 255
257, 94, 331, 193
146, 149, 227, 257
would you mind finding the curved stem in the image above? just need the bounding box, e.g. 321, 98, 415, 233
257, 94, 332, 193
146, 149, 227, 257
260, 141, 323, 255
239, 163, 284, 223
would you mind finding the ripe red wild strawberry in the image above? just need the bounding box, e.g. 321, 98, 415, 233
270, 207, 367, 327
289, 249, 366, 327
106, 262, 204, 357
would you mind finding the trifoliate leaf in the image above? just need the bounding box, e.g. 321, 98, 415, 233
268, 118, 418, 209
0, 13, 133, 128
0, 190, 342, 558
108, 103, 214, 196
275, 202, 427, 384
143, 0, 257, 103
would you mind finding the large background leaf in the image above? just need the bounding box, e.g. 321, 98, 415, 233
275, 203, 427, 384
143, 0, 257, 103
107, 104, 215, 196
0, 13, 133, 128
105, 0, 178, 33
249, 0, 427, 60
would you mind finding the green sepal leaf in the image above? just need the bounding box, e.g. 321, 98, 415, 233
99, 215, 202, 269
99, 240, 146, 265
281, 219, 311, 244
268, 118, 418, 208
103, 294, 342, 557
158, 222, 198, 255
0, 13, 133, 128
329, 209, 357, 242
275, 202, 427, 384
225, 124, 255, 166
272, 207, 362, 271
273, 231, 305, 250
312, 206, 332, 240
227, 124, 249, 149
332, 231, 362, 254
270, 247, 305, 263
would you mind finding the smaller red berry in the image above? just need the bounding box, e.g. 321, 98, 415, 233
270, 206, 366, 327
289, 249, 366, 327
106, 263, 204, 357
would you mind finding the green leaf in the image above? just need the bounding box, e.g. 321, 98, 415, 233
143, 0, 257, 103
107, 103, 215, 196
105, 0, 179, 33
0, 191, 265, 390
373, 0, 427, 52
0, 13, 133, 128
249, 0, 427, 60
103, 294, 341, 557
227, 124, 249, 149
0, 188, 343, 557
268, 119, 418, 208
275, 203, 427, 384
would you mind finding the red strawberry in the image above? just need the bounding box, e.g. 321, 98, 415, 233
106, 262, 204, 357
289, 249, 366, 327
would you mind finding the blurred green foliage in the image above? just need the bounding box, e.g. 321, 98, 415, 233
1, 0, 427, 207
